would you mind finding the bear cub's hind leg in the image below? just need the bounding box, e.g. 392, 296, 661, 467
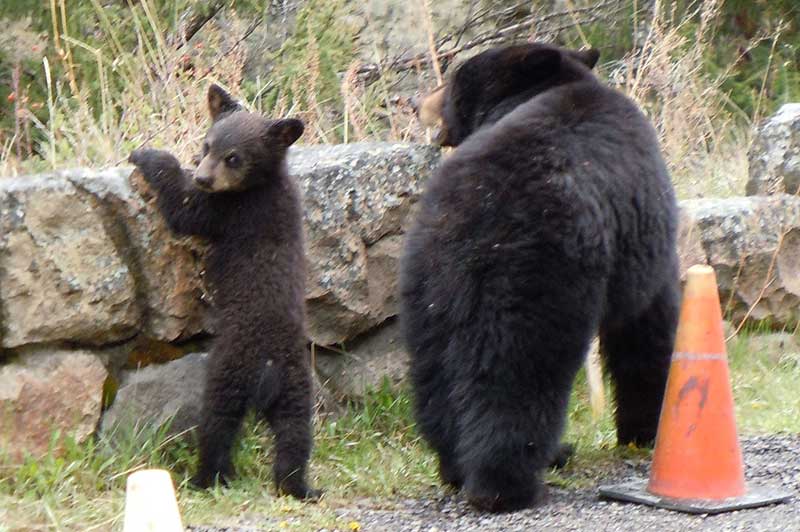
264, 370, 321, 501
192, 370, 249, 488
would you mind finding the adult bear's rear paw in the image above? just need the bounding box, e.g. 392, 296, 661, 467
464, 468, 544, 513
438, 455, 464, 489
549, 442, 575, 469
466, 484, 543, 513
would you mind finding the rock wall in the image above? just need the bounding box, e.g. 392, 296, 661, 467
292, 144, 439, 344
0, 142, 439, 455
0, 168, 208, 350
679, 195, 800, 327
2, 138, 800, 457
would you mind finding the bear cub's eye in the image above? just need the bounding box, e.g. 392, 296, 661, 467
225, 153, 241, 168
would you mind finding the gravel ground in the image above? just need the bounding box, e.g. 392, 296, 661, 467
189, 434, 798, 532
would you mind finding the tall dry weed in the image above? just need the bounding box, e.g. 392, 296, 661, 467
0, 0, 780, 192
614, 0, 748, 197
0, 1, 247, 177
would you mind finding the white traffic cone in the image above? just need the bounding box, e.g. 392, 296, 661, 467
123, 469, 184, 532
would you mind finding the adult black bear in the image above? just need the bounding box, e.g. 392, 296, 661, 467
401, 43, 680, 512
129, 85, 319, 500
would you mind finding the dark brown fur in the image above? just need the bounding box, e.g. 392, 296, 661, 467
128, 85, 319, 500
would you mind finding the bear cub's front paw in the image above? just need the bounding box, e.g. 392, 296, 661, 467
129, 148, 182, 184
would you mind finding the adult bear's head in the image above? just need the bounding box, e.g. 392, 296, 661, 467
193, 84, 304, 193
418, 43, 600, 147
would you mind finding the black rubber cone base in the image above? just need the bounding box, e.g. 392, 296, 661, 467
599, 480, 792, 514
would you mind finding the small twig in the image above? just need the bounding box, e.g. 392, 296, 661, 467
752, 21, 784, 126
563, 0, 591, 48
420, 0, 444, 85
115, 115, 181, 166
12, 63, 21, 160
356, 0, 624, 80
727, 230, 787, 341
198, 18, 263, 78
723, 255, 746, 317
176, 0, 225, 48
452, 0, 478, 49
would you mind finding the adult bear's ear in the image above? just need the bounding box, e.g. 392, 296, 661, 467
571, 48, 600, 69
207, 84, 242, 122
518, 46, 562, 78
418, 85, 446, 128
265, 118, 305, 148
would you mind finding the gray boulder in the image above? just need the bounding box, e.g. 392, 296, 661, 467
315, 318, 408, 400
747, 103, 800, 196
100, 351, 341, 434
70, 168, 209, 343
0, 143, 440, 350
100, 352, 208, 438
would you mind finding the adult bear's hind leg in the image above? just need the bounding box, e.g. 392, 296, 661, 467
453, 319, 594, 513
600, 280, 680, 447
410, 352, 463, 488
455, 369, 574, 512
402, 264, 464, 489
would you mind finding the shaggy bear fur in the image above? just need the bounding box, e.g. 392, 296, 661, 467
129, 85, 319, 500
400, 43, 680, 512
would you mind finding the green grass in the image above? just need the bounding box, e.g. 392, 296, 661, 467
728, 332, 800, 434
2, 330, 798, 530
0, 383, 436, 531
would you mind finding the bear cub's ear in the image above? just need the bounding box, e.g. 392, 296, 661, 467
208, 84, 242, 122
264, 118, 305, 148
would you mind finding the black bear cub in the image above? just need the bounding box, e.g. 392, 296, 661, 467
401, 43, 680, 512
129, 85, 319, 500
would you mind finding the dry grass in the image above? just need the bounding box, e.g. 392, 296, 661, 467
1, 1, 249, 177
608, 0, 749, 198
0, 0, 769, 200
1, 0, 782, 205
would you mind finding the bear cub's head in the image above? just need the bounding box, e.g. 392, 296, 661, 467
193, 84, 304, 193
419, 42, 600, 147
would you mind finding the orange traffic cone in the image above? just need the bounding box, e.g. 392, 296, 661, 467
648, 264, 744, 500
600, 265, 790, 514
